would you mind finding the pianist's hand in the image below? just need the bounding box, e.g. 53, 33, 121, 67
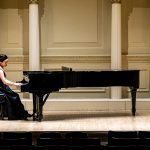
13, 82, 23, 87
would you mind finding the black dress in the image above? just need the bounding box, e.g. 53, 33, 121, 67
0, 70, 29, 120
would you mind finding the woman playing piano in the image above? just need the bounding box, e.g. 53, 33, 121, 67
0, 54, 32, 120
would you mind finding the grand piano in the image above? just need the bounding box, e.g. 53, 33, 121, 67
20, 69, 139, 121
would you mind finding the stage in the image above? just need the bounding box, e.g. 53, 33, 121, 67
0, 110, 150, 132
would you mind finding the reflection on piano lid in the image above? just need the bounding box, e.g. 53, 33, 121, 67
61, 66, 72, 71
44, 66, 72, 72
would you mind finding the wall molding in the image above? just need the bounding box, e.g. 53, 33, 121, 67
8, 54, 150, 64
23, 98, 150, 112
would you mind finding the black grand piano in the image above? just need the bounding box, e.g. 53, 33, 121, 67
20, 69, 139, 121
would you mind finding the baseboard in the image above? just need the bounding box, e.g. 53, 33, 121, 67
22, 98, 150, 112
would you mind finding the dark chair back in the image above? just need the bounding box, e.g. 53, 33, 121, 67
2, 132, 32, 146
0, 138, 31, 146
36, 138, 68, 146
108, 131, 139, 146
106, 145, 137, 150
138, 131, 150, 146
139, 131, 150, 138
68, 138, 101, 146
65, 132, 88, 139
39, 132, 62, 138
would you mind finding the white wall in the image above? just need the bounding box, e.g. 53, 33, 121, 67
0, 0, 150, 111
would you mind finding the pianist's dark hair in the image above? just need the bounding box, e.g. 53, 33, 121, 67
0, 54, 8, 62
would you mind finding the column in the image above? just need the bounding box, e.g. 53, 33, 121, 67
111, 0, 122, 99
29, 0, 40, 71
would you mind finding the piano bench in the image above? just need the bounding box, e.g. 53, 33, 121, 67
0, 93, 7, 120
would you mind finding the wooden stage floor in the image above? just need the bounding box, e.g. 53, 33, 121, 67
0, 110, 150, 132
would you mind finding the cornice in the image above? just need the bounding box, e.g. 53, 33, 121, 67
126, 55, 150, 63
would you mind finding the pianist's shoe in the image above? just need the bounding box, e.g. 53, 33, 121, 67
20, 113, 33, 120
27, 113, 33, 118
21, 111, 33, 120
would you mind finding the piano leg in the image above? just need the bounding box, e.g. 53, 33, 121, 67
130, 87, 137, 116
32, 93, 37, 120
32, 93, 44, 121
38, 94, 44, 121
32, 93, 50, 121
